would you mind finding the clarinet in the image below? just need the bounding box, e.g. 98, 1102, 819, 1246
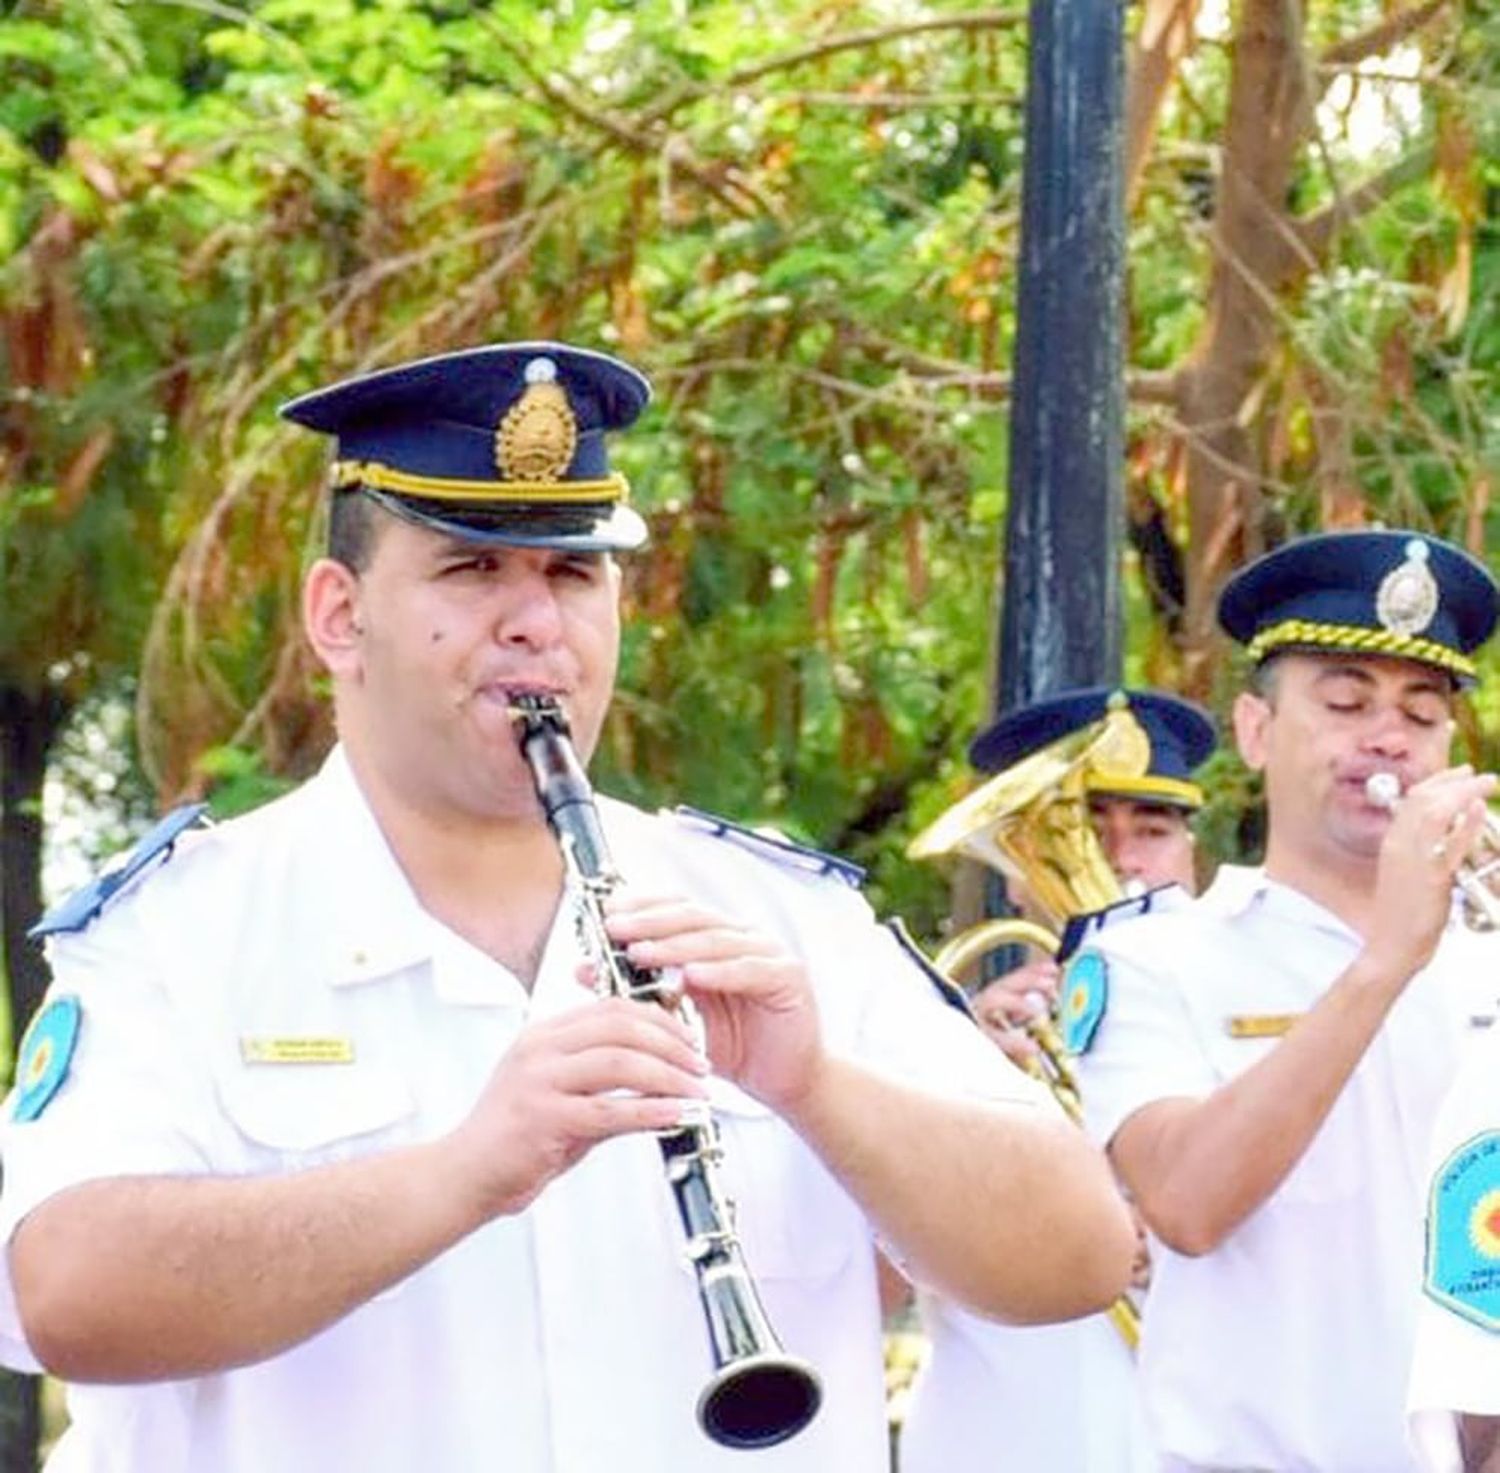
509, 693, 823, 1450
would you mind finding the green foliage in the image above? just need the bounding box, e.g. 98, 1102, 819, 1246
4, 0, 1499, 947
195, 745, 298, 818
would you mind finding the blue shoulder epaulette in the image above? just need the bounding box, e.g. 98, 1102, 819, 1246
669, 806, 866, 889
29, 803, 210, 940
1057, 882, 1187, 963
884, 918, 975, 1021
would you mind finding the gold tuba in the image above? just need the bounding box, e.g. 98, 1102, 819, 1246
908, 699, 1154, 1350
908, 698, 1151, 929
907, 698, 1150, 1107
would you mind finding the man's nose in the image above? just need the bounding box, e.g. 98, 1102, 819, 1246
497, 568, 565, 649
1360, 702, 1412, 756
1098, 828, 1130, 875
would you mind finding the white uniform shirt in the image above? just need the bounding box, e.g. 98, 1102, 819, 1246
1408, 1021, 1500, 1473
1078, 864, 1500, 1473
0, 748, 1045, 1473
899, 1302, 1152, 1473
897, 890, 1210, 1473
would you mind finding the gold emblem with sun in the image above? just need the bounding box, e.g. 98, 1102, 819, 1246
495, 357, 578, 483
23, 1038, 53, 1088
1468, 1187, 1500, 1259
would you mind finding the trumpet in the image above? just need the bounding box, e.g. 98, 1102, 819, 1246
509, 693, 822, 1449
1365, 772, 1500, 931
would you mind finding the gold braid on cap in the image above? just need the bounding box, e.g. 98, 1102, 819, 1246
328, 461, 627, 503
1084, 773, 1204, 810
1245, 619, 1474, 679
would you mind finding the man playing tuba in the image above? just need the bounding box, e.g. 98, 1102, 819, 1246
898, 685, 1215, 1473
962, 688, 1212, 1068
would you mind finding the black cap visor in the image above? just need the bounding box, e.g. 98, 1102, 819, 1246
362, 487, 649, 554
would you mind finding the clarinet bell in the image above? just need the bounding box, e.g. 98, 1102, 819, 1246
694, 1263, 822, 1448
698, 1352, 823, 1450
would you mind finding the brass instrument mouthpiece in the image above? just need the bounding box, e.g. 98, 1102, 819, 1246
1365, 772, 1402, 810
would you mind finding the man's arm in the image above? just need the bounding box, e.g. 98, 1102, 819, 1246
9, 997, 708, 1381
1107, 945, 1412, 1254
1108, 767, 1494, 1256
782, 1057, 1134, 1322
1462, 1416, 1500, 1473
11, 1142, 478, 1380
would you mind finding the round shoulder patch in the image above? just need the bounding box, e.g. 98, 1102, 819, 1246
1060, 950, 1109, 1055
11, 996, 82, 1124
1425, 1130, 1500, 1332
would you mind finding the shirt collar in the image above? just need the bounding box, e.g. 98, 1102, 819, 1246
302, 747, 550, 1008
1202, 863, 1361, 939
1200, 858, 1463, 939
1196, 863, 1267, 919
300, 745, 436, 988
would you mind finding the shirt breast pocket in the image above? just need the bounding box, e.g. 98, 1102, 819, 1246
1200, 1026, 1279, 1084
705, 1078, 858, 1284
1199, 1025, 1360, 1204
214, 1064, 417, 1170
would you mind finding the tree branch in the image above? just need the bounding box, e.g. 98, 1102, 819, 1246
1294, 142, 1435, 259
482, 23, 784, 222
769, 89, 1022, 110
655, 354, 1182, 408
721, 10, 1027, 88
1125, 0, 1202, 212
639, 10, 1026, 127
1320, 0, 1449, 69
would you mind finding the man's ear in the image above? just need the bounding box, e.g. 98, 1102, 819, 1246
303, 558, 364, 677
1232, 689, 1272, 773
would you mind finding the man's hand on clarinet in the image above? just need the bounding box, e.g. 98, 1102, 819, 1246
603, 889, 826, 1115
448, 999, 708, 1220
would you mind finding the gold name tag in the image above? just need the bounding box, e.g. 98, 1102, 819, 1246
240, 1036, 356, 1065
1225, 1014, 1301, 1039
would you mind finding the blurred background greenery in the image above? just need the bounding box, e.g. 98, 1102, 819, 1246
4, 0, 1499, 1031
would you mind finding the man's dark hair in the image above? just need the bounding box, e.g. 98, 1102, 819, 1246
327, 488, 381, 572
1248, 654, 1285, 705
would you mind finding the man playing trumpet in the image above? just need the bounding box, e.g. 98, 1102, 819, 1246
1075, 530, 1500, 1472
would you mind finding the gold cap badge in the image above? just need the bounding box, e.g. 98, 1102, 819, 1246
494, 356, 578, 483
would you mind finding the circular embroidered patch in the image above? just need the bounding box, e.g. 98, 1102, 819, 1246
1060, 950, 1109, 1056
11, 995, 82, 1124
1425, 1130, 1500, 1332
